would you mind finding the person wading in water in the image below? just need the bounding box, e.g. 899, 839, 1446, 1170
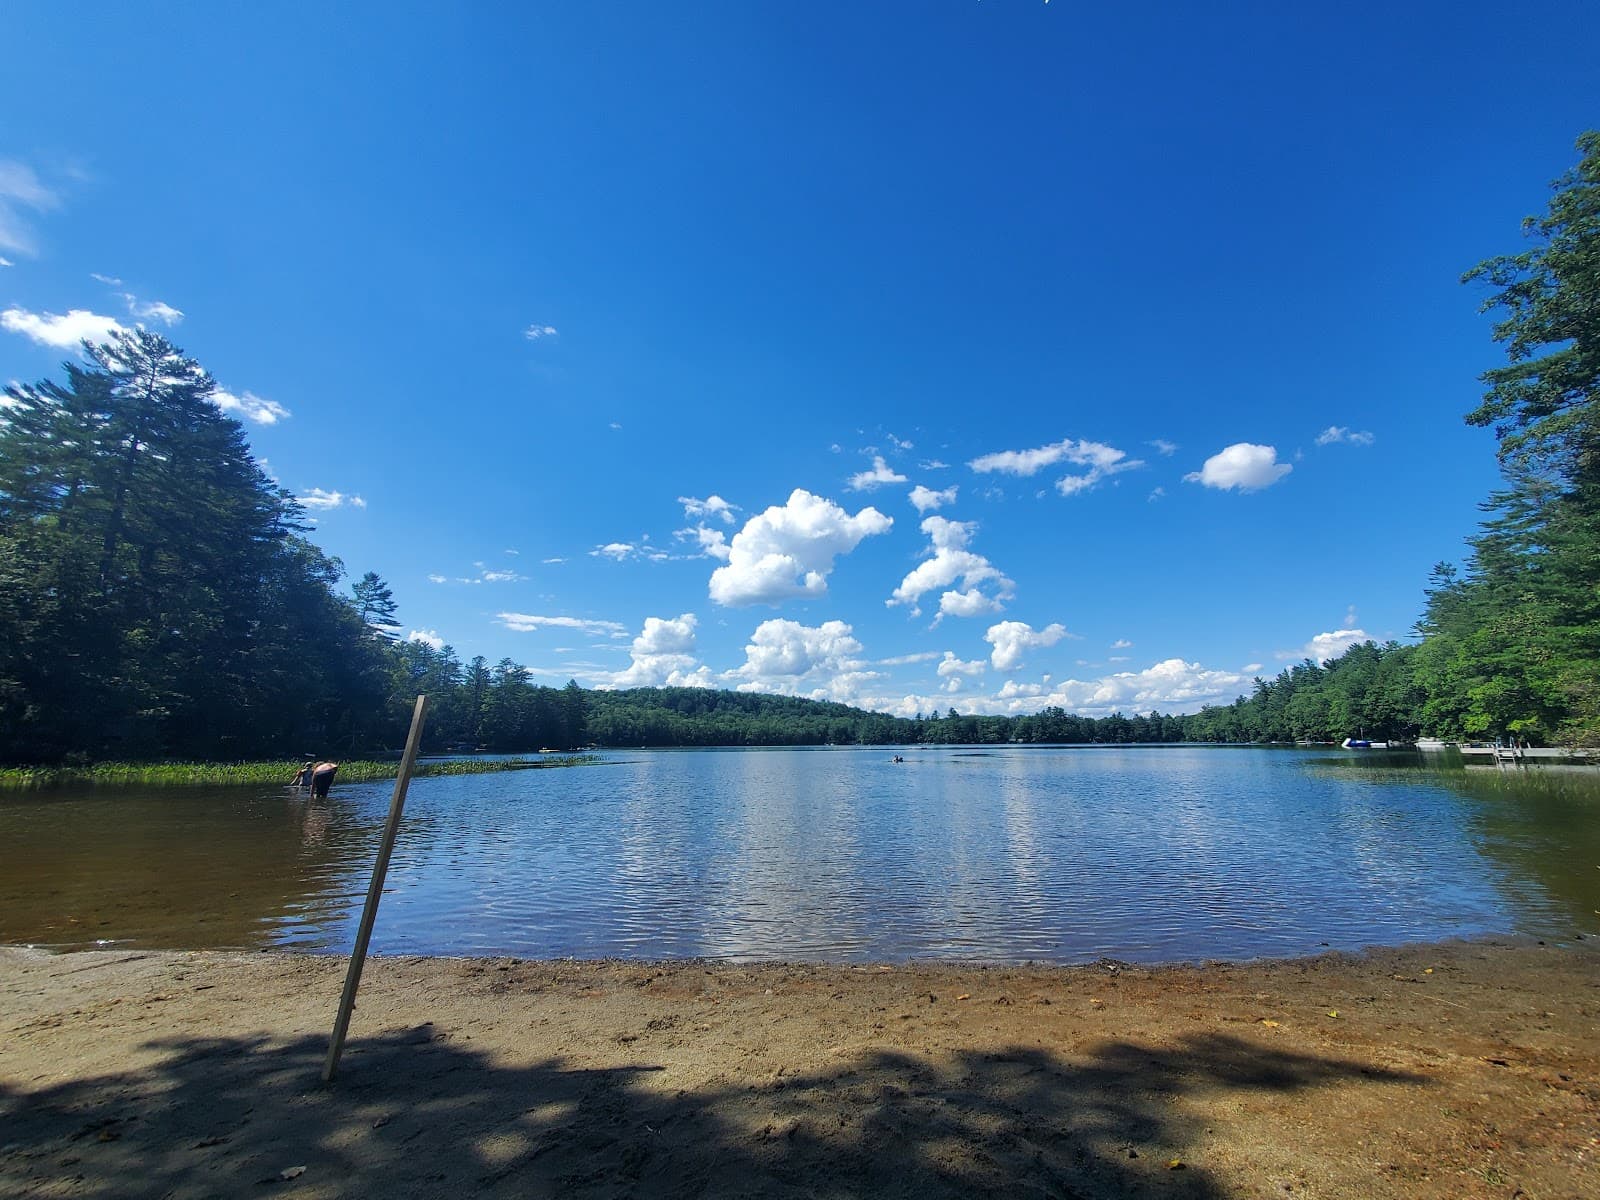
311, 761, 339, 797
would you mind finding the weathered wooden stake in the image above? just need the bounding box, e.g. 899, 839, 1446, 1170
322, 693, 429, 1083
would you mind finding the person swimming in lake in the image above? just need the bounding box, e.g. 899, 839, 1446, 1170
311, 761, 339, 797
290, 760, 315, 787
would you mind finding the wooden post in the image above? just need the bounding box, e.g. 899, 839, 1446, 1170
322, 694, 429, 1083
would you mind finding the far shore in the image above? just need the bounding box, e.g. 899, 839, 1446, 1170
0, 754, 600, 790
3, 937, 1595, 1198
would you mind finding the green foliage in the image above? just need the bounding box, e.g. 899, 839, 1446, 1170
1464, 131, 1600, 488
1414, 132, 1600, 746
0, 331, 390, 763
0, 756, 596, 791
1182, 642, 1420, 744
351, 571, 401, 639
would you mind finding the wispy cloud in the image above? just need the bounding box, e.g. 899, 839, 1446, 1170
212, 388, 290, 425
525, 324, 559, 340
1150, 439, 1179, 456
675, 524, 731, 561
0, 160, 60, 257
679, 494, 737, 524
123, 294, 183, 325
1315, 425, 1375, 447
969, 437, 1143, 496
876, 650, 942, 666
296, 488, 365, 511
497, 613, 629, 637
429, 563, 526, 585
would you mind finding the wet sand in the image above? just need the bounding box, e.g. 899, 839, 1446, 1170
2, 939, 1596, 1198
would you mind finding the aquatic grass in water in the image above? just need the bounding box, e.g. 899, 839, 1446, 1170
0, 755, 599, 791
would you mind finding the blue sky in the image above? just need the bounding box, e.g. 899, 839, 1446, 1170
3, 2, 1597, 717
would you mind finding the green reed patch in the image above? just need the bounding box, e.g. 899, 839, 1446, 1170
0, 756, 600, 791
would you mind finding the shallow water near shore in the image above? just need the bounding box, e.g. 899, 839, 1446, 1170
2, 746, 1596, 963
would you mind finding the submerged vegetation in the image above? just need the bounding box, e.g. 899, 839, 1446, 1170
0, 136, 1595, 763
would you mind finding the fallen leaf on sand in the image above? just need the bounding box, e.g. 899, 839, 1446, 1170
1258, 1019, 1281, 1028
1327, 1010, 1341, 1018
280, 1166, 306, 1181
1166, 1158, 1186, 1170
955, 993, 970, 1001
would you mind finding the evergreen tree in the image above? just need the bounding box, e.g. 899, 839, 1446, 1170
0, 331, 387, 761
351, 571, 401, 639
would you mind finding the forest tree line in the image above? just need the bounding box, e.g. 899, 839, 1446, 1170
1, 134, 1596, 762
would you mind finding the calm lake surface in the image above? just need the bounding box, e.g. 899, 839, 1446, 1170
2, 747, 1596, 965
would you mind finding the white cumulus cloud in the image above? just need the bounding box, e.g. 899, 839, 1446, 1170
608, 613, 711, 688
908, 484, 958, 513
709, 489, 892, 607
729, 618, 878, 703
1, 306, 125, 348
847, 455, 908, 491
936, 651, 987, 679
986, 620, 1068, 671
889, 516, 1013, 622
1184, 443, 1292, 491
1283, 627, 1371, 664
405, 629, 446, 651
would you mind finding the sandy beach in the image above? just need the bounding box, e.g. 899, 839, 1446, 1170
2, 939, 1596, 1198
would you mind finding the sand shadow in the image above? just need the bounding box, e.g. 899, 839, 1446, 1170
1, 1025, 1423, 1198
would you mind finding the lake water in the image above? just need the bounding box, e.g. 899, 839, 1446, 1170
2, 747, 1596, 964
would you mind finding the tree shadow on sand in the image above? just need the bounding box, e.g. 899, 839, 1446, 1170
1, 1025, 1422, 1199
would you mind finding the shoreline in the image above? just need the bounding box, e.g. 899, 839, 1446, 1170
4, 938, 1595, 1198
